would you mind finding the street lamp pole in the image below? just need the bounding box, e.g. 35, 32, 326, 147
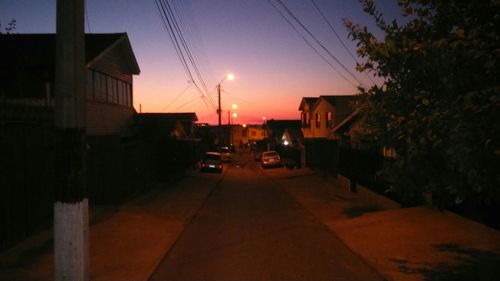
216, 74, 234, 145
217, 83, 222, 127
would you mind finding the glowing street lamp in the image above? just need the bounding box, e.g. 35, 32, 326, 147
217, 73, 234, 145
217, 73, 235, 127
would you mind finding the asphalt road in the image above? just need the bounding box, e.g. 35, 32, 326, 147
148, 152, 384, 281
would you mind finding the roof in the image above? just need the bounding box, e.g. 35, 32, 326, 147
299, 97, 319, 111
330, 109, 360, 134
313, 95, 357, 111
0, 33, 140, 74
135, 112, 198, 138
266, 119, 301, 129
136, 113, 198, 122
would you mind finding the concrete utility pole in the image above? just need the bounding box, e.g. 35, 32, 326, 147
217, 83, 222, 144
54, 0, 89, 280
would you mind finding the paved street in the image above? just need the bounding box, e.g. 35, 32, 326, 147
148, 153, 383, 281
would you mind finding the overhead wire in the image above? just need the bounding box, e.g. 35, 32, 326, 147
171, 0, 217, 107
155, 0, 195, 86
85, 0, 91, 33
172, 96, 200, 111
267, 0, 357, 88
155, 0, 217, 110
310, 0, 375, 84
270, 0, 367, 88
160, 83, 192, 112
162, 0, 212, 102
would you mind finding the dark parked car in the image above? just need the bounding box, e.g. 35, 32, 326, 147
260, 150, 282, 168
200, 152, 223, 173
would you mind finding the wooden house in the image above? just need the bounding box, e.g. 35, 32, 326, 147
0, 33, 140, 136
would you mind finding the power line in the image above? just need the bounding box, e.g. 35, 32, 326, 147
155, 0, 217, 110
270, 0, 367, 88
172, 96, 199, 111
267, 0, 357, 88
161, 82, 192, 112
85, 1, 91, 33
310, 0, 375, 84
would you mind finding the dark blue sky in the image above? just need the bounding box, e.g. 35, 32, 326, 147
1, 0, 403, 123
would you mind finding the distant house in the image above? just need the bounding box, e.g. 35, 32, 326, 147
135, 112, 198, 140
231, 124, 266, 147
299, 95, 357, 139
265, 119, 302, 147
0, 33, 140, 136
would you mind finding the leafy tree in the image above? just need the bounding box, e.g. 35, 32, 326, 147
0, 19, 16, 34
344, 0, 500, 208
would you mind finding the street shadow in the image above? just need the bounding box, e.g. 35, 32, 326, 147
391, 243, 500, 281
342, 204, 381, 218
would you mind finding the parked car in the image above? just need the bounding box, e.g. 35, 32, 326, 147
200, 152, 223, 173
260, 150, 282, 168
218, 146, 232, 162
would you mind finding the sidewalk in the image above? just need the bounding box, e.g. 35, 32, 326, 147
0, 170, 221, 281
2, 165, 499, 281
266, 166, 500, 281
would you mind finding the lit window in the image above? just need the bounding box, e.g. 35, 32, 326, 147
326, 112, 332, 128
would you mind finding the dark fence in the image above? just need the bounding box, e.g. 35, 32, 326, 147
0, 118, 56, 250
86, 136, 156, 204
302, 139, 399, 202
304, 139, 338, 176
275, 145, 301, 168
1, 104, 202, 250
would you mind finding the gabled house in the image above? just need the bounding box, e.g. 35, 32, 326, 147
0, 33, 140, 136
299, 97, 318, 134
299, 95, 357, 139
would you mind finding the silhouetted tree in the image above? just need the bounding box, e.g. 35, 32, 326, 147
0, 19, 16, 34
344, 0, 500, 208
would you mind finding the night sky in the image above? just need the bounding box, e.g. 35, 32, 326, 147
1, 0, 402, 124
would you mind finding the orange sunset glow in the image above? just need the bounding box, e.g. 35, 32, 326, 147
2, 0, 398, 124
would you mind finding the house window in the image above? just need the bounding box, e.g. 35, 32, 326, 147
261, 131, 265, 137
95, 72, 107, 102
107, 76, 119, 104
306, 112, 311, 128
117, 81, 122, 105
86, 70, 94, 101
315, 113, 321, 128
126, 83, 132, 107
326, 112, 333, 128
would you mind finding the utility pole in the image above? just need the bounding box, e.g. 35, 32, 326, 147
217, 83, 222, 144
54, 0, 89, 280
217, 83, 221, 127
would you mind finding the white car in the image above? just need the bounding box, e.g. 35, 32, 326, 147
260, 150, 282, 168
218, 146, 232, 162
